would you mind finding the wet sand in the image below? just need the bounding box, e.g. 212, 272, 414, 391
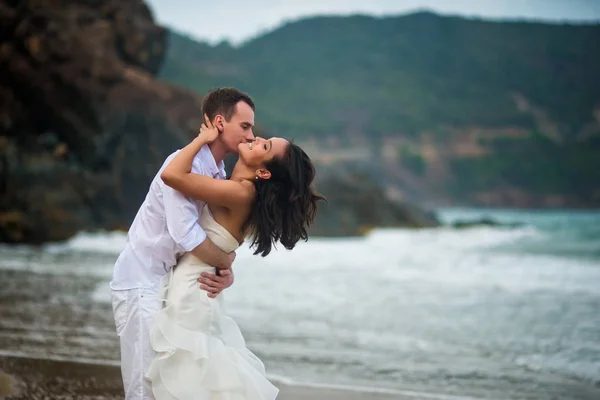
0, 356, 418, 400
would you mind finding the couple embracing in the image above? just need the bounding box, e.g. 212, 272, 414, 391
110, 87, 324, 399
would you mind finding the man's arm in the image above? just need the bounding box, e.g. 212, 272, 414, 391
161, 154, 235, 296
189, 238, 235, 270
191, 240, 236, 298
162, 169, 234, 271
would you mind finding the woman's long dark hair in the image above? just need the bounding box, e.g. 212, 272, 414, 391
243, 143, 326, 256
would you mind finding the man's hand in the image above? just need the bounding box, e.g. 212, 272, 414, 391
197, 268, 235, 298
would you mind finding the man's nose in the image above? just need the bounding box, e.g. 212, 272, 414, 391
247, 131, 255, 141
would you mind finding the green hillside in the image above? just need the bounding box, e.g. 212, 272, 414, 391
158, 12, 600, 206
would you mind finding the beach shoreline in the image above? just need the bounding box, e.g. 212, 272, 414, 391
0, 355, 443, 400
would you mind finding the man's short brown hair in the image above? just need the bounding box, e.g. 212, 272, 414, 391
201, 87, 255, 122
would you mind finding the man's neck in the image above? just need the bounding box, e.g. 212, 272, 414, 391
208, 140, 228, 164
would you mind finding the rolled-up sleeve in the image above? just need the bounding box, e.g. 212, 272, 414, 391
162, 181, 207, 251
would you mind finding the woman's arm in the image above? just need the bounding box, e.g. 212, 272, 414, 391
160, 136, 251, 209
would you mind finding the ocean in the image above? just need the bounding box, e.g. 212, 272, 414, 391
1, 208, 599, 399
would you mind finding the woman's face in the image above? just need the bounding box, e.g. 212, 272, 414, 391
238, 136, 289, 168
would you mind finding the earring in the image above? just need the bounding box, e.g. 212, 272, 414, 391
255, 176, 259, 180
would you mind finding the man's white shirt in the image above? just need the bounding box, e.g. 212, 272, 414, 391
110, 144, 226, 290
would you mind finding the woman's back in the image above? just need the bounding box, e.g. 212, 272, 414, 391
207, 180, 254, 244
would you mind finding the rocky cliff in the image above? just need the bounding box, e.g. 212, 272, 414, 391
0, 0, 208, 243
161, 17, 600, 209
309, 170, 439, 236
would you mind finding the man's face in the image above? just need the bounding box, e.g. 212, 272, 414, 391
219, 101, 255, 154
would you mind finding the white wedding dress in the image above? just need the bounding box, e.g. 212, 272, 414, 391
145, 205, 279, 400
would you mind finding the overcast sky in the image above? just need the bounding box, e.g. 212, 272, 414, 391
145, 0, 600, 44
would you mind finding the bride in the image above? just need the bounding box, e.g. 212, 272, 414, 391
145, 116, 324, 399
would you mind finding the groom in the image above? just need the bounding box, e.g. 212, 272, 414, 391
110, 87, 256, 399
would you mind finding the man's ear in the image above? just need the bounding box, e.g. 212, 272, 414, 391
215, 115, 225, 132
255, 169, 271, 180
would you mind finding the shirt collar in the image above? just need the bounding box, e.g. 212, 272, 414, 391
198, 144, 226, 178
